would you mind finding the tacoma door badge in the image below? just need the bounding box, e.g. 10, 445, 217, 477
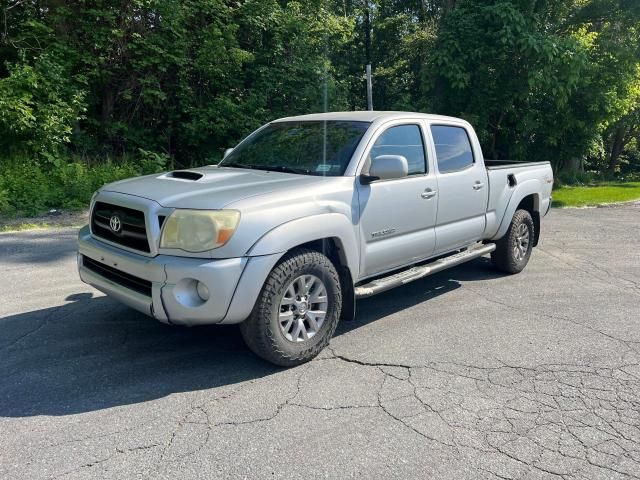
371, 228, 396, 238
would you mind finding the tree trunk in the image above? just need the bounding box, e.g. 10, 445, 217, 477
608, 125, 625, 174
101, 87, 115, 128
564, 157, 582, 174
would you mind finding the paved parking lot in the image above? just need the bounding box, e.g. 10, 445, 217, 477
1, 205, 639, 479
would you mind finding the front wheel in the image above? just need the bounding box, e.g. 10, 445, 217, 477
491, 209, 534, 274
240, 249, 342, 367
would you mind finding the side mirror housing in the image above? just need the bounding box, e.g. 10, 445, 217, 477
361, 155, 409, 183
223, 147, 234, 159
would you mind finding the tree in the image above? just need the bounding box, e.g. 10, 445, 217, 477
1, 0, 639, 176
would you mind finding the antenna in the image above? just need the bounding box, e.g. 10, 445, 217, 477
366, 64, 373, 111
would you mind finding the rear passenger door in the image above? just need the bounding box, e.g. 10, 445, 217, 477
429, 123, 489, 253
356, 122, 438, 277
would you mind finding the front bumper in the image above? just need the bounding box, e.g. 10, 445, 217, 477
77, 226, 279, 326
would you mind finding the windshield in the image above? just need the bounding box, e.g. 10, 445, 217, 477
219, 121, 370, 176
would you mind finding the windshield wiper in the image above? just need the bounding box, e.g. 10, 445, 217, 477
220, 162, 260, 170
220, 162, 311, 175
254, 165, 311, 175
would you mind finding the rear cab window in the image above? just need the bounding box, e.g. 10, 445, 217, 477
430, 125, 474, 173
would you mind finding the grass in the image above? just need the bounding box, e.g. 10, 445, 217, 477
0, 222, 56, 233
552, 182, 640, 208
0, 209, 89, 233
0, 220, 86, 233
0, 222, 86, 233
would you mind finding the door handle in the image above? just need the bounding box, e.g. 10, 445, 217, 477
421, 189, 437, 199
473, 182, 485, 190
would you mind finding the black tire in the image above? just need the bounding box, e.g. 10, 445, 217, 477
491, 209, 534, 274
239, 248, 342, 367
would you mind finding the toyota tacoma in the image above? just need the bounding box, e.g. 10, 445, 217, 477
78, 111, 553, 366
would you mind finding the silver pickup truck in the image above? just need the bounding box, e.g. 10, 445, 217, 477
78, 111, 553, 365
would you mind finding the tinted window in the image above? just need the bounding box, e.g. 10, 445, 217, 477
431, 126, 474, 173
220, 121, 370, 176
370, 125, 426, 175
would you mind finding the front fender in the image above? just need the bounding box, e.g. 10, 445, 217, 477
246, 213, 359, 280
491, 180, 541, 241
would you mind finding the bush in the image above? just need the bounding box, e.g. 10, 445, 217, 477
0, 160, 51, 216
0, 152, 168, 217
620, 172, 640, 182
554, 170, 610, 188
0, 52, 86, 159
138, 149, 173, 174
0, 186, 10, 213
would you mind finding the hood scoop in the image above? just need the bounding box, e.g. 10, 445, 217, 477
167, 170, 204, 181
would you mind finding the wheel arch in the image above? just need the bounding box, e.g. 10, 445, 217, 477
246, 213, 359, 280
246, 214, 358, 322
515, 194, 541, 247
491, 180, 542, 244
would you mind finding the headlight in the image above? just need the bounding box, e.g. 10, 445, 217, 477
160, 209, 240, 252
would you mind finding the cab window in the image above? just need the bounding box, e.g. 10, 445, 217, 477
370, 124, 427, 175
431, 125, 474, 173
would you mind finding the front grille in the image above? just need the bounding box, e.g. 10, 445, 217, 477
82, 256, 152, 297
91, 202, 150, 253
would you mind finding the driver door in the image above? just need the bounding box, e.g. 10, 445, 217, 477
356, 122, 438, 278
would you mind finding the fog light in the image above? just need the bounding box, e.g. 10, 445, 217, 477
174, 278, 208, 307
196, 281, 210, 301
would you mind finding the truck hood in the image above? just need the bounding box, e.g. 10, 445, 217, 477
102, 166, 334, 210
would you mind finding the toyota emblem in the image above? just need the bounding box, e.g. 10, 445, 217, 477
109, 215, 122, 233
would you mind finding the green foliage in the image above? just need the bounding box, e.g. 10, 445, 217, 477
0, 186, 9, 213
137, 149, 173, 174
0, 154, 166, 217
370, 0, 640, 172
424, 2, 594, 162
0, 0, 639, 216
552, 182, 640, 207
555, 170, 603, 188
0, 52, 85, 159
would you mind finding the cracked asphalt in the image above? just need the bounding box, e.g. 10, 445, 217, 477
1, 204, 639, 479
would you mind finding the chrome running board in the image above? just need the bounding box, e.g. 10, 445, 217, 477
354, 243, 496, 299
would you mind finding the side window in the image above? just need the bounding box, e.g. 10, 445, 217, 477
431, 125, 474, 173
370, 124, 426, 175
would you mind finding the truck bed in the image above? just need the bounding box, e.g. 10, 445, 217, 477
483, 160, 553, 239
484, 159, 551, 170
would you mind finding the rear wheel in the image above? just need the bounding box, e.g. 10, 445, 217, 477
491, 209, 534, 274
240, 249, 342, 367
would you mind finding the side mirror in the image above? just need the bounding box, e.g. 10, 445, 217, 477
223, 147, 234, 159
362, 155, 409, 183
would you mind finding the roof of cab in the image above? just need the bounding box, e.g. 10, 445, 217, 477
272, 111, 464, 124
